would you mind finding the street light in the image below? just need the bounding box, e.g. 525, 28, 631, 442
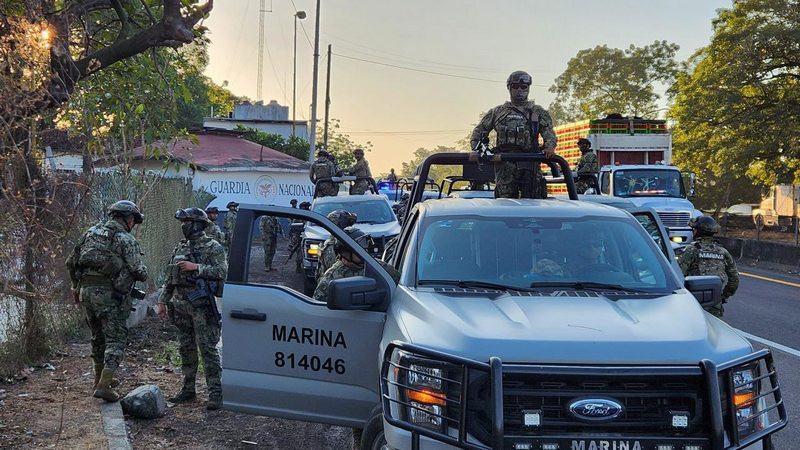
292, 10, 306, 139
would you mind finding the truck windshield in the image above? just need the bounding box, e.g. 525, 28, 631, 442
613, 169, 685, 198
416, 216, 677, 292
313, 200, 395, 224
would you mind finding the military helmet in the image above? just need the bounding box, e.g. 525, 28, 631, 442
577, 138, 591, 147
506, 70, 532, 87
108, 200, 144, 224
689, 216, 721, 236
299, 201, 311, 210
353, 148, 365, 156
334, 226, 372, 255
226, 201, 239, 209
326, 210, 358, 230
205, 206, 219, 214
317, 148, 331, 157
290, 199, 298, 206
175, 207, 209, 223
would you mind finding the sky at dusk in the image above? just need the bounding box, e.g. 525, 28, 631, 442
203, 0, 732, 174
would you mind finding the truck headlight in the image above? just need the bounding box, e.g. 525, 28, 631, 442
732, 364, 760, 438
304, 240, 322, 259
390, 351, 453, 432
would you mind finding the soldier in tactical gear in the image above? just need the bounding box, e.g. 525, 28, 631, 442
65, 200, 148, 402
311, 148, 340, 197
316, 210, 359, 280
678, 216, 739, 317
287, 201, 312, 272
157, 207, 228, 410
204, 206, 226, 245
259, 211, 283, 271
223, 201, 239, 252
313, 227, 372, 301
343, 148, 372, 195
575, 138, 599, 194
470, 70, 557, 199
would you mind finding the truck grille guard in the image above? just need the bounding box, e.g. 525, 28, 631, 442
380, 342, 787, 450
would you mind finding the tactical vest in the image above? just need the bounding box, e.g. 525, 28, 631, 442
689, 241, 730, 286
495, 107, 540, 151
313, 158, 334, 179
77, 225, 123, 278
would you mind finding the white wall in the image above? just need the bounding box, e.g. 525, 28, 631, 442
195, 169, 313, 209
103, 161, 314, 208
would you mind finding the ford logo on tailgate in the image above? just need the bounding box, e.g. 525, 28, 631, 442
568, 398, 623, 421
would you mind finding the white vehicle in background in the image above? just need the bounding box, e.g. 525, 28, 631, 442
752, 185, 799, 230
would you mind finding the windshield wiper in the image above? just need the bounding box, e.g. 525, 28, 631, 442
418, 279, 528, 291
358, 220, 385, 224
529, 281, 644, 292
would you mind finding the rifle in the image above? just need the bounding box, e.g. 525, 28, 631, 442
186, 244, 222, 324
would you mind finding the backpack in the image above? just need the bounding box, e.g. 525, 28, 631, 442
77, 224, 123, 277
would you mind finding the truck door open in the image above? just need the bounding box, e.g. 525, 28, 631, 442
221, 205, 394, 427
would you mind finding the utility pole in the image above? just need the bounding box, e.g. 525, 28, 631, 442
323, 44, 332, 148
307, 0, 321, 163
292, 10, 306, 139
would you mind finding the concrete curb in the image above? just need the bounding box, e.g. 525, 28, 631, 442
100, 401, 132, 450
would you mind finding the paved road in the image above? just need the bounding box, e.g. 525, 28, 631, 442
724, 265, 800, 449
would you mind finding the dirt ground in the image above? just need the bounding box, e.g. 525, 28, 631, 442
0, 342, 107, 449
0, 239, 353, 450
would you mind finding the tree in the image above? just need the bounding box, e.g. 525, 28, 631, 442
549, 41, 679, 124
317, 119, 373, 170
239, 126, 310, 161
1, 0, 212, 130
668, 0, 800, 211
176, 74, 238, 130
0, 0, 211, 371
400, 146, 463, 184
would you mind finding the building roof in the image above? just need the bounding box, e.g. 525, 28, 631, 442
128, 132, 310, 171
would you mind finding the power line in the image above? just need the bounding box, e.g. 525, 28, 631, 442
346, 129, 466, 135
324, 31, 559, 75
333, 52, 550, 87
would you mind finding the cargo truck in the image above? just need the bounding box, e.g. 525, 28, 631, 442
752, 184, 800, 229
554, 115, 703, 243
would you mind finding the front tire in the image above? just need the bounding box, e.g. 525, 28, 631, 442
360, 407, 388, 450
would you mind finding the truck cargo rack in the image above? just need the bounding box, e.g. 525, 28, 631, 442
405, 152, 577, 223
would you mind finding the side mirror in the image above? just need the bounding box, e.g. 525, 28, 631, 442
327, 276, 387, 310
685, 275, 721, 309
289, 222, 304, 234
688, 172, 697, 198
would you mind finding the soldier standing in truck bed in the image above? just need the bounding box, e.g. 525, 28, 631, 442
470, 70, 557, 199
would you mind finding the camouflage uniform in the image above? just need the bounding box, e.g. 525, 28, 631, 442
315, 238, 337, 281
345, 157, 372, 194
313, 260, 364, 301
259, 215, 281, 271
575, 150, 599, 194
678, 237, 739, 317
205, 221, 225, 245
223, 209, 237, 250
470, 101, 557, 199
158, 234, 227, 400
66, 219, 147, 383
311, 155, 339, 197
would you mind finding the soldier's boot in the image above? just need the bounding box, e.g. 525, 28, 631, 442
93, 369, 121, 402
168, 379, 196, 403
206, 392, 223, 410
93, 363, 120, 389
